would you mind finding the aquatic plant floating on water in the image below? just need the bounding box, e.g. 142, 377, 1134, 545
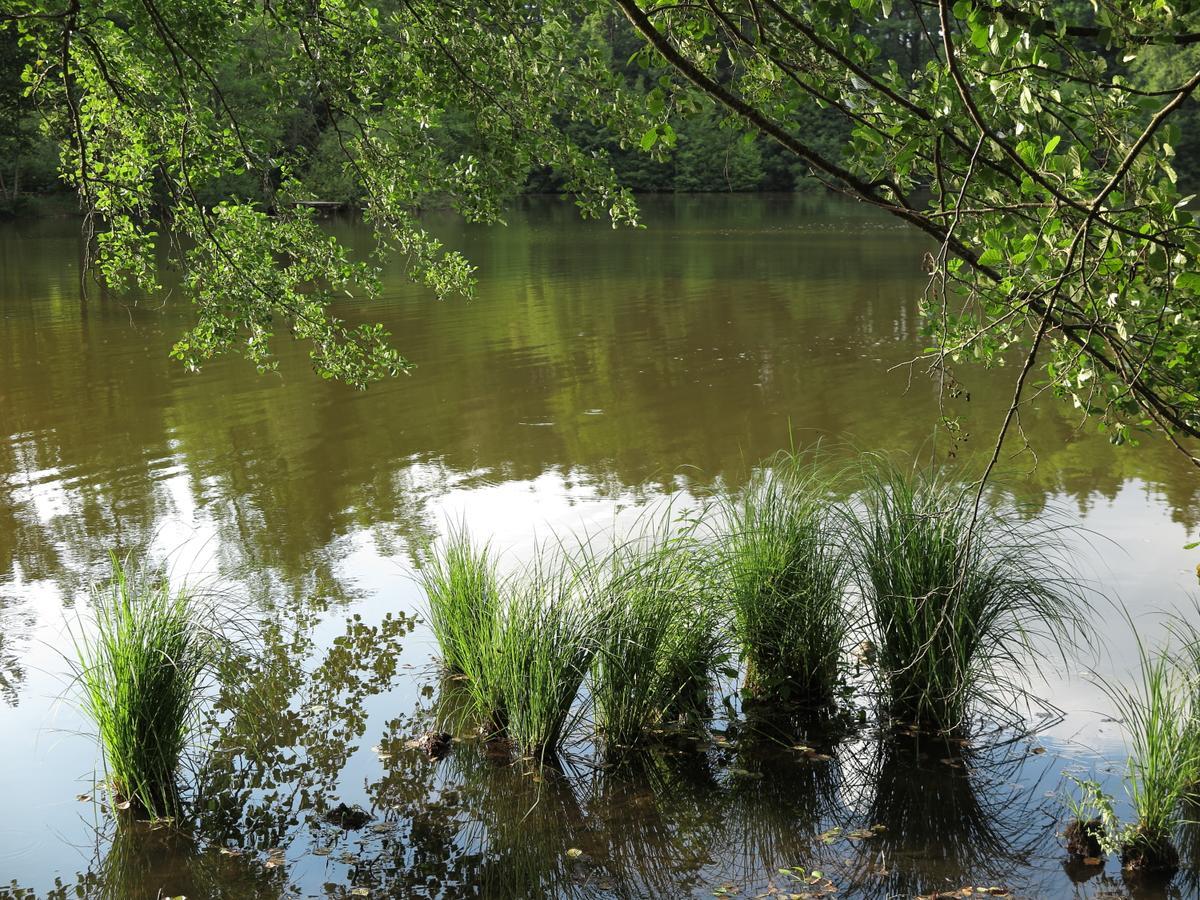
69, 554, 222, 819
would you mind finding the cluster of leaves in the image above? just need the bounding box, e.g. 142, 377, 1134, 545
5, 0, 652, 386
609, 0, 1200, 460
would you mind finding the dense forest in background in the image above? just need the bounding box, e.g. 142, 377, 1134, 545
1, 4, 1198, 213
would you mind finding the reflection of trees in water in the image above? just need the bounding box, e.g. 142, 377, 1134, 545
192, 602, 415, 851
9, 650, 1138, 900
839, 733, 1061, 899
69, 825, 280, 900
355, 730, 603, 897
4, 202, 1200, 612
25, 820, 282, 900
0, 597, 29, 706
0, 574, 1148, 900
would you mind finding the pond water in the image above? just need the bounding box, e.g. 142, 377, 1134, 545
0, 194, 1198, 899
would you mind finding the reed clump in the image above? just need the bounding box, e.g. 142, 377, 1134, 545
851, 462, 1079, 734
71, 554, 220, 819
589, 528, 722, 749
717, 453, 851, 707
488, 557, 599, 760
416, 453, 1091, 759
423, 540, 601, 760
418, 527, 501, 679
1067, 638, 1199, 874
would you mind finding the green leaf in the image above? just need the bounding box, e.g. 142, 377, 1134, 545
1175, 272, 1200, 291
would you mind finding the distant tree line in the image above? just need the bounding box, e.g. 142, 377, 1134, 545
0, 15, 828, 210
4, 7, 1198, 212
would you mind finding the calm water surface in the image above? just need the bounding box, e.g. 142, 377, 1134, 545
1, 195, 1198, 898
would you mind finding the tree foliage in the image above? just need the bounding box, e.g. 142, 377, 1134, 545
609, 0, 1200, 463
4, 1, 649, 385
5, 1, 1200, 461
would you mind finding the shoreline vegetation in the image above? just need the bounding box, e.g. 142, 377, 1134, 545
420, 454, 1087, 750
69, 450, 1200, 885
0, 184, 834, 224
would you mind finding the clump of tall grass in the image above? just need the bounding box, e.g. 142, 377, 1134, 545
851, 462, 1080, 734
717, 452, 851, 706
419, 536, 600, 757
418, 527, 501, 677
71, 554, 220, 819
588, 527, 723, 749
1066, 636, 1199, 873
486, 553, 600, 761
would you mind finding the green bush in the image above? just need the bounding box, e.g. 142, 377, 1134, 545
718, 452, 851, 706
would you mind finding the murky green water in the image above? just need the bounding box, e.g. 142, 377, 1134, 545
1, 195, 1198, 899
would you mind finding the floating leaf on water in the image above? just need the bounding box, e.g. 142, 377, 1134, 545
311, 847, 332, 857
75, 793, 90, 802
1082, 856, 1102, 866
113, 799, 131, 811
218, 847, 242, 856
846, 827, 880, 840
565, 847, 583, 859
1030, 746, 1046, 755
350, 889, 370, 897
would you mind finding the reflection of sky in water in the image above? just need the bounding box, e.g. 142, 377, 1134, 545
2, 196, 1199, 896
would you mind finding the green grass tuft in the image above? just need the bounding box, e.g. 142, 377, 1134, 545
488, 554, 599, 760
717, 452, 851, 706
419, 526, 501, 677
71, 554, 219, 819
589, 524, 723, 749
1068, 633, 1199, 872
852, 461, 1080, 734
